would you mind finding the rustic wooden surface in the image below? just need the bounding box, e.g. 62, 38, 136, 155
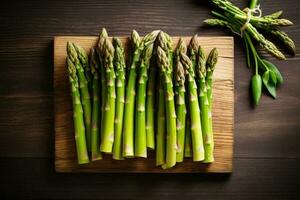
0, 0, 299, 198
54, 36, 234, 173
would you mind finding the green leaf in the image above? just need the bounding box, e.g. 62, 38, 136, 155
251, 74, 262, 105
262, 59, 283, 85
262, 70, 270, 83
262, 71, 277, 99
269, 70, 277, 86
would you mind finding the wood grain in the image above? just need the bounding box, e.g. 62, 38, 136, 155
2, 157, 299, 199
54, 36, 234, 173
1, 0, 300, 198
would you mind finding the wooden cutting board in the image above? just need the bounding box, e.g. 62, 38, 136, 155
54, 36, 234, 173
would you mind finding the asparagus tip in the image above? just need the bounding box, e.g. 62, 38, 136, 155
176, 38, 187, 56
189, 34, 199, 53
100, 28, 108, 37
131, 30, 141, 48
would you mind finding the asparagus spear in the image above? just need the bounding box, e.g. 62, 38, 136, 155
156, 37, 166, 165
176, 40, 192, 158
146, 56, 156, 149
157, 32, 177, 169
267, 29, 296, 55
180, 45, 204, 162
99, 36, 116, 153
185, 35, 201, 160
67, 42, 92, 153
174, 38, 187, 162
184, 115, 192, 158
75, 45, 93, 152
263, 10, 283, 20
206, 48, 218, 111
97, 28, 108, 143
122, 30, 141, 157
66, 57, 89, 164
197, 46, 216, 163
135, 43, 154, 157
174, 60, 186, 162
122, 30, 159, 157
112, 37, 126, 160
156, 77, 166, 166
89, 48, 102, 161
113, 38, 126, 160
203, 48, 218, 162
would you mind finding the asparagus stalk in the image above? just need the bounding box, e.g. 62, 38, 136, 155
263, 10, 283, 20
174, 38, 187, 162
203, 48, 218, 162
180, 46, 204, 162
75, 44, 93, 153
156, 39, 167, 165
89, 48, 102, 161
174, 60, 186, 162
99, 37, 116, 153
97, 28, 108, 143
67, 42, 92, 153
178, 39, 192, 158
157, 32, 177, 169
156, 78, 166, 166
184, 114, 192, 158
249, 0, 258, 9
66, 57, 89, 164
112, 37, 126, 160
135, 44, 154, 157
146, 56, 156, 149
122, 30, 141, 157
198, 46, 216, 163
266, 29, 296, 55
122, 30, 159, 157
206, 48, 218, 111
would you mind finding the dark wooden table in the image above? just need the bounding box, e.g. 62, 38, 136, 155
0, 0, 299, 199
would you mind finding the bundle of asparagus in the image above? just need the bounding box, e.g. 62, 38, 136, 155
204, 0, 295, 105
65, 29, 219, 169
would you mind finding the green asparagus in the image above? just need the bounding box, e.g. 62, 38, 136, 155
122, 30, 141, 157
199, 47, 218, 163
135, 43, 154, 157
89, 48, 102, 161
180, 46, 204, 162
184, 115, 192, 158
156, 77, 166, 166
174, 60, 186, 162
67, 42, 92, 153
97, 28, 108, 143
204, 0, 296, 105
66, 57, 89, 164
65, 29, 222, 169
122, 30, 159, 157
146, 56, 156, 149
112, 37, 126, 160
157, 45, 177, 169
99, 36, 116, 153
